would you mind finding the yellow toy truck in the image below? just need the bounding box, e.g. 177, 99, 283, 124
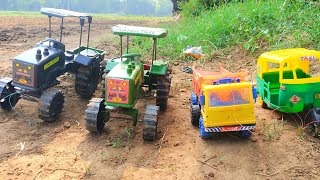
190, 65, 257, 138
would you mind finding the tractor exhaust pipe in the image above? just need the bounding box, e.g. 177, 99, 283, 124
79, 17, 85, 54
86, 16, 92, 50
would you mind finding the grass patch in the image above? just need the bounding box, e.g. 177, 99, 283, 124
132, 0, 320, 60
0, 11, 40, 17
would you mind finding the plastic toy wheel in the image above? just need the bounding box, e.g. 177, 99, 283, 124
239, 130, 252, 138
199, 116, 213, 139
190, 104, 200, 126
143, 105, 159, 141
75, 63, 100, 98
156, 68, 171, 111
0, 78, 19, 110
38, 90, 64, 122
100, 72, 107, 98
85, 98, 108, 132
190, 93, 198, 105
259, 96, 268, 109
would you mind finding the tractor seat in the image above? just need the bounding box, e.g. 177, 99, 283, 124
80, 49, 98, 57
65, 51, 74, 61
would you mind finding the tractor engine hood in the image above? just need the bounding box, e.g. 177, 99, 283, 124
12, 45, 65, 90
105, 60, 143, 108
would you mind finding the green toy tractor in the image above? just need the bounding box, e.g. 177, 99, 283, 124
0, 8, 105, 122
84, 25, 171, 141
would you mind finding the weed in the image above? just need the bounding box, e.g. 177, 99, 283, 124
83, 163, 92, 176
263, 117, 286, 140
101, 149, 108, 161
112, 137, 123, 148
124, 127, 131, 146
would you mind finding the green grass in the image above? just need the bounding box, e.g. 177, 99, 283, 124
132, 0, 320, 59
0, 11, 40, 16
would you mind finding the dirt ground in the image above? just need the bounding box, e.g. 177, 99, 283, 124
0, 16, 319, 180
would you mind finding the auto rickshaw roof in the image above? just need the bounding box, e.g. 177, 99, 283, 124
41, 8, 91, 18
112, 25, 168, 38
259, 48, 320, 64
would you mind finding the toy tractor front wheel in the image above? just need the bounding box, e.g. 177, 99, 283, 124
143, 105, 159, 141
85, 98, 109, 132
0, 78, 19, 110
38, 90, 64, 122
156, 69, 171, 111
75, 63, 100, 98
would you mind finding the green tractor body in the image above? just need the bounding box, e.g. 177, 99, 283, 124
85, 25, 171, 141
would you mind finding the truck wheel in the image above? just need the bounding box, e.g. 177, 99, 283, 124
259, 96, 268, 109
199, 116, 212, 139
38, 90, 64, 122
143, 105, 159, 141
156, 69, 171, 111
75, 64, 100, 98
190, 104, 200, 126
239, 130, 252, 138
85, 98, 109, 132
0, 78, 19, 110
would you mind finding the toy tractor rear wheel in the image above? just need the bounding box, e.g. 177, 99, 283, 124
100, 72, 107, 98
0, 78, 19, 110
156, 68, 171, 111
75, 63, 100, 98
190, 104, 200, 126
85, 98, 109, 132
38, 90, 64, 122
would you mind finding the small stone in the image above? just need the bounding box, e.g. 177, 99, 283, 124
64, 122, 71, 128
179, 89, 187, 92
250, 136, 258, 142
27, 163, 31, 167
208, 172, 215, 177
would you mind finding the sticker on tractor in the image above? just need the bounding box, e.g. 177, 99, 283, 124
44, 57, 60, 70
106, 79, 129, 104
134, 71, 142, 85
300, 56, 318, 61
289, 95, 301, 104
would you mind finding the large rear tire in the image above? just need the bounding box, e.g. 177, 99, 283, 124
75, 63, 100, 98
38, 90, 64, 122
156, 68, 171, 111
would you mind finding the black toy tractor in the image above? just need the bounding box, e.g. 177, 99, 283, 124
0, 8, 105, 122
84, 25, 171, 141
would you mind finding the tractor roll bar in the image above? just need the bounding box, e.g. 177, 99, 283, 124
40, 8, 93, 49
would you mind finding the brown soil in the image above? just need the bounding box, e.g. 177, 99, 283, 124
0, 16, 319, 180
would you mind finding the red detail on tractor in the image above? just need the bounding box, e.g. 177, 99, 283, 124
289, 95, 301, 104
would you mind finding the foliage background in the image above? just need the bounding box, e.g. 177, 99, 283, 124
0, 0, 173, 16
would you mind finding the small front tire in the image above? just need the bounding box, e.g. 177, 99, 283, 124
38, 90, 64, 122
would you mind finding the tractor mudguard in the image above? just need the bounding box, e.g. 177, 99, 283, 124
74, 54, 93, 66
150, 60, 168, 76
